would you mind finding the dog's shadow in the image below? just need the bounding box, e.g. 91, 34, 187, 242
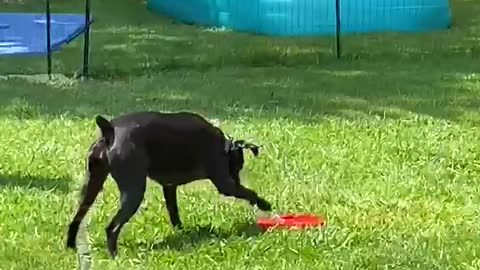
0, 173, 70, 193
150, 222, 263, 251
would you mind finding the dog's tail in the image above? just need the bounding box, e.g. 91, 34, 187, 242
95, 115, 115, 147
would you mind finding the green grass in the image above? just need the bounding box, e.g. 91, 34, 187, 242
1, 0, 480, 269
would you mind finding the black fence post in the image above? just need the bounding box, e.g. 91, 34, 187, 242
46, 0, 52, 78
335, 0, 341, 59
82, 0, 91, 78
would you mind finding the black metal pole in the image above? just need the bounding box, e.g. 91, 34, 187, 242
335, 0, 341, 59
46, 0, 52, 78
82, 0, 91, 78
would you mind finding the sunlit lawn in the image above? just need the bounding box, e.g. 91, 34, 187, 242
0, 0, 480, 269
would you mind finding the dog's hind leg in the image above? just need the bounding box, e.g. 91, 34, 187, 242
105, 167, 147, 258
66, 140, 109, 250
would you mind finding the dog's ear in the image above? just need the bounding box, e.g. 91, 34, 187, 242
244, 142, 260, 157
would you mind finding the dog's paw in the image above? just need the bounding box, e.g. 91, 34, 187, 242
107, 242, 118, 259
108, 249, 118, 259
257, 199, 272, 211
172, 222, 183, 230
66, 222, 79, 250
66, 237, 76, 250
107, 234, 119, 259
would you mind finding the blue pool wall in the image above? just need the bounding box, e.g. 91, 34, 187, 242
146, 0, 451, 36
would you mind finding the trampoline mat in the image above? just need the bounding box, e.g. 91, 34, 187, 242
0, 12, 92, 55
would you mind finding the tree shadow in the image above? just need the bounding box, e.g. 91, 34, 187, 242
0, 173, 71, 193
0, 61, 478, 125
148, 222, 263, 251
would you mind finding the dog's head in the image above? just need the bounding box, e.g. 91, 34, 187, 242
225, 138, 261, 175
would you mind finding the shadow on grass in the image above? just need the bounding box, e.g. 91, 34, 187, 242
0, 61, 479, 124
149, 222, 263, 251
0, 173, 71, 193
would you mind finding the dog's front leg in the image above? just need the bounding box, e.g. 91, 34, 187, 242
234, 184, 272, 211
163, 185, 182, 228
211, 173, 272, 212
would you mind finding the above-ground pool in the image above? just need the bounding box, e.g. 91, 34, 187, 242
146, 0, 451, 36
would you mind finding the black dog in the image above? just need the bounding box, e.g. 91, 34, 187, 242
66, 111, 272, 258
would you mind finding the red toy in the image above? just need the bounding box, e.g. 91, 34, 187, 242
256, 213, 326, 231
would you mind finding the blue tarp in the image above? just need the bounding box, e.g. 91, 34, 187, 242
0, 13, 92, 55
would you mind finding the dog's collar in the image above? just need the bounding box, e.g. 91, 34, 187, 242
224, 134, 252, 154
224, 134, 234, 153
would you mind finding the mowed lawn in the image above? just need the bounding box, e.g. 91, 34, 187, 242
1, 0, 480, 269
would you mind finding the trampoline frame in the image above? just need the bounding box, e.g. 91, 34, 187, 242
44, 0, 92, 78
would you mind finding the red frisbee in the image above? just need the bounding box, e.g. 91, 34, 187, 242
256, 213, 326, 231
